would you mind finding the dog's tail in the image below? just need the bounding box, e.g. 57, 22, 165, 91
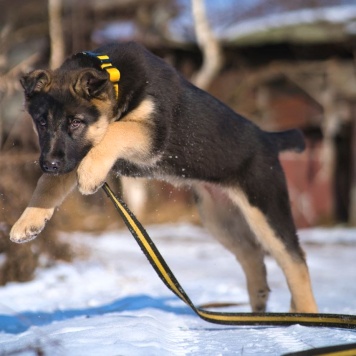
269, 129, 306, 153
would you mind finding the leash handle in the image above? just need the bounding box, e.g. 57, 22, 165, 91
102, 182, 356, 329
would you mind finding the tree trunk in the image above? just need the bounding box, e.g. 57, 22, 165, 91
48, 0, 65, 70
348, 102, 356, 225
191, 0, 223, 90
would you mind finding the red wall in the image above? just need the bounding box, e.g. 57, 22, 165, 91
281, 141, 333, 227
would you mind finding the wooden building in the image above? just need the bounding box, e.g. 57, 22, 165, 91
2, 0, 356, 227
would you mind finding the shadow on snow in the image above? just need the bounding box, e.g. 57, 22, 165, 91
0, 294, 194, 334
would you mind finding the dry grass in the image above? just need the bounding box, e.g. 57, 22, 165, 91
0, 153, 73, 284
0, 152, 197, 284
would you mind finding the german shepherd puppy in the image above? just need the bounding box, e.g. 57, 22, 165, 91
10, 42, 317, 313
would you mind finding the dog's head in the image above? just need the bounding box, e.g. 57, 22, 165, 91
21, 67, 118, 174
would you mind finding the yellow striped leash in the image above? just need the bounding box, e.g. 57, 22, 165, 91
102, 183, 356, 330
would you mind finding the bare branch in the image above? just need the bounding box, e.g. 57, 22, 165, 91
0, 53, 40, 99
191, 0, 223, 90
48, 0, 65, 69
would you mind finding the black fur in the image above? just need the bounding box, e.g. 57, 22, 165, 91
14, 42, 318, 313
92, 43, 303, 251
22, 42, 305, 251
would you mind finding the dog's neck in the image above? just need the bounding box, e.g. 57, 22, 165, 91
79, 51, 120, 100
76, 51, 138, 123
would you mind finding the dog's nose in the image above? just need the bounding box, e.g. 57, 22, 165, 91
42, 159, 62, 173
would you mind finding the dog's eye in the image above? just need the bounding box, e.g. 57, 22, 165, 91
38, 118, 47, 127
70, 119, 82, 129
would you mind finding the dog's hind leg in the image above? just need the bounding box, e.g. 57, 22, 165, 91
226, 187, 318, 313
194, 183, 270, 312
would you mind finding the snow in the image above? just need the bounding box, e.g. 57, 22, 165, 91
0, 223, 355, 355
221, 5, 356, 41
92, 2, 356, 46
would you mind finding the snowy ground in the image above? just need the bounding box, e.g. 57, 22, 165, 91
0, 223, 355, 355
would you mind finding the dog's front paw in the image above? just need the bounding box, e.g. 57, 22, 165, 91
10, 207, 53, 243
77, 154, 109, 195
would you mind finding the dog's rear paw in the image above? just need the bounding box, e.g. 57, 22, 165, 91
10, 207, 53, 243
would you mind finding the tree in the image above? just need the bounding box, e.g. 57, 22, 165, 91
48, 0, 65, 69
191, 0, 223, 90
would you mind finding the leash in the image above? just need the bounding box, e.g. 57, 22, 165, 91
102, 182, 356, 330
283, 342, 356, 356
78, 49, 356, 352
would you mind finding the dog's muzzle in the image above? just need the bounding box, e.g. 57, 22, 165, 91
41, 157, 62, 173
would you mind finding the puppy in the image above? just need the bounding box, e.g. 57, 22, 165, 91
10, 42, 317, 313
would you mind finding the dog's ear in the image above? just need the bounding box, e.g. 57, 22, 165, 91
75, 69, 109, 99
20, 70, 51, 98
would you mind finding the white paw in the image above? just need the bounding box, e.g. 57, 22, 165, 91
9, 207, 53, 243
77, 155, 108, 195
